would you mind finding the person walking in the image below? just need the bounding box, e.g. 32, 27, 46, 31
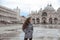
22, 17, 33, 40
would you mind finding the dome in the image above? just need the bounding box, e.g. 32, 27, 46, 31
43, 4, 55, 11
57, 8, 60, 14
57, 8, 60, 12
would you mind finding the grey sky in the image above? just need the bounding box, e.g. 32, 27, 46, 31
0, 0, 60, 16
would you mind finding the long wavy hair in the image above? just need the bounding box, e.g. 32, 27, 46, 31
22, 17, 31, 30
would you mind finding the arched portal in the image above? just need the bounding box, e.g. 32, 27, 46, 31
42, 17, 47, 24
36, 18, 40, 24
32, 18, 35, 24
49, 18, 52, 24
54, 18, 58, 24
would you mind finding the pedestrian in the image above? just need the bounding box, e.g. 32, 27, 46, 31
22, 17, 33, 40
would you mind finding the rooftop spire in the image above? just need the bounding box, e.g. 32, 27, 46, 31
47, 3, 52, 7
50, 4, 52, 7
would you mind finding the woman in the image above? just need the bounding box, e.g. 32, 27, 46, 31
22, 17, 33, 40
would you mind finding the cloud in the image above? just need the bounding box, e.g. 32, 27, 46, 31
1, 0, 60, 17
0, 0, 2, 5
17, 0, 60, 11
0, 0, 18, 8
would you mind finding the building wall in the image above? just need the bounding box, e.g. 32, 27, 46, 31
0, 5, 20, 24
14, 7, 20, 21
29, 4, 60, 24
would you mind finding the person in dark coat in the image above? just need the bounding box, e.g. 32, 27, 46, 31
22, 17, 33, 40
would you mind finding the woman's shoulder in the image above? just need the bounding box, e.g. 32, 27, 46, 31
29, 23, 33, 25
28, 23, 33, 27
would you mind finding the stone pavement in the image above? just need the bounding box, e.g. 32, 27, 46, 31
0, 24, 60, 40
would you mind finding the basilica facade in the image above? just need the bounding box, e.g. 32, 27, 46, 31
29, 4, 60, 25
28, 4, 60, 40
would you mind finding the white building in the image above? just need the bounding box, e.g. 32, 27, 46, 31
14, 7, 20, 21
0, 5, 20, 24
29, 4, 60, 24
28, 4, 60, 29
28, 4, 60, 40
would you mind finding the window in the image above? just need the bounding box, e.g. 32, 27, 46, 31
42, 12, 47, 16
54, 18, 58, 20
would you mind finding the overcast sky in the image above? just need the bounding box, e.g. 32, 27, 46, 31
0, 0, 60, 17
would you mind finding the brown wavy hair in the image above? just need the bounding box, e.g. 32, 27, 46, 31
22, 17, 31, 30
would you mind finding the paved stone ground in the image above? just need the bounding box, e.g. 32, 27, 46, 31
0, 24, 60, 40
